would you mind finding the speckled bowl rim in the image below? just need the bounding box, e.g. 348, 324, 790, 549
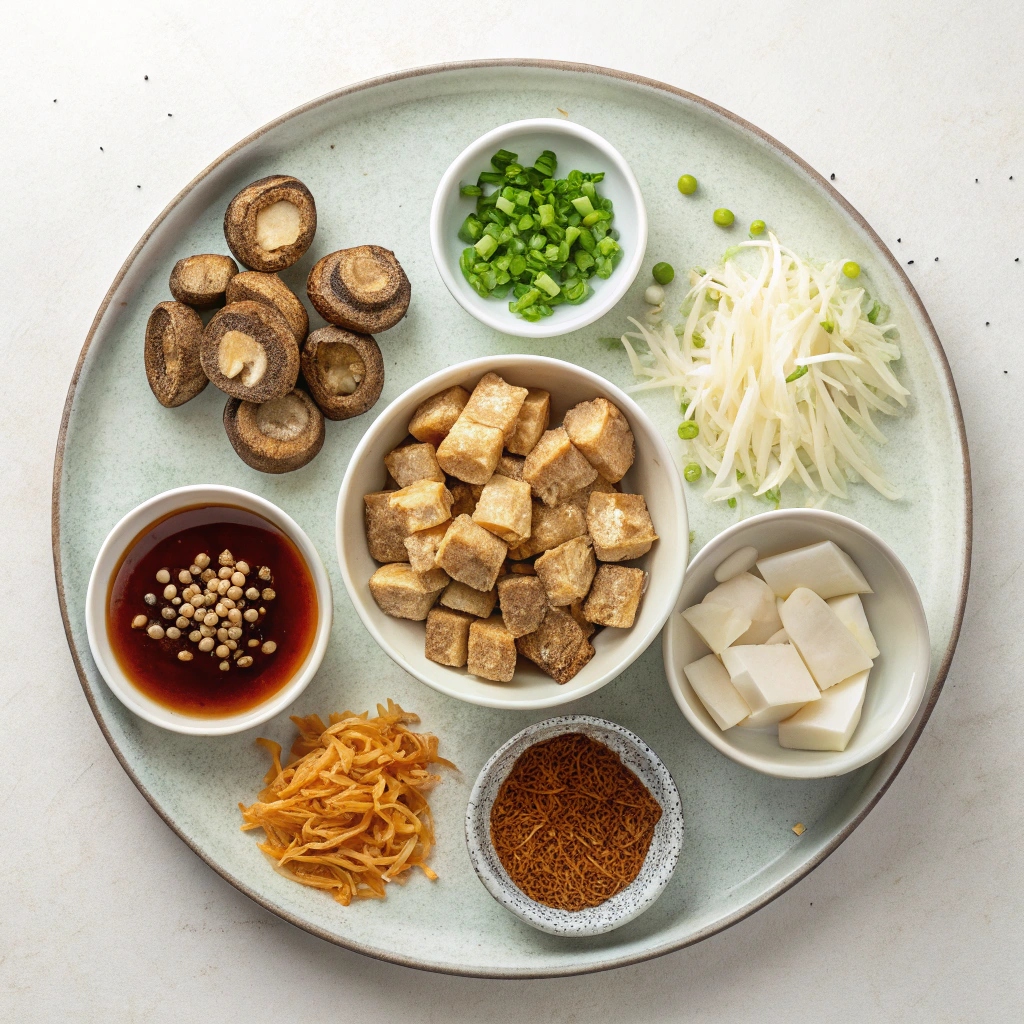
50, 59, 972, 979
429, 118, 648, 338
465, 715, 684, 936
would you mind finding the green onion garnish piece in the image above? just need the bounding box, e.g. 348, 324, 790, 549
820, 320, 834, 334
785, 365, 809, 383
460, 184, 483, 197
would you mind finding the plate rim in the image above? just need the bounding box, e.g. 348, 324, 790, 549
50, 57, 973, 979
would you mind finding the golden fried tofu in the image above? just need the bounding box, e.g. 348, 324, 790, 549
472, 475, 533, 545
434, 513, 508, 592
523, 427, 598, 506
408, 385, 470, 447
566, 474, 616, 511
462, 372, 529, 438
384, 442, 445, 488
583, 565, 648, 628
506, 388, 551, 456
368, 563, 448, 620
403, 521, 450, 572
563, 397, 636, 483
364, 491, 410, 563
467, 616, 517, 682
440, 579, 497, 618
534, 535, 597, 606
569, 599, 597, 639
388, 479, 453, 533
586, 492, 659, 562
424, 606, 473, 667
497, 575, 548, 638
436, 417, 504, 484
508, 501, 587, 560
515, 607, 595, 683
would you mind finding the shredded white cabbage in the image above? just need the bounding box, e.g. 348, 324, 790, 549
619, 234, 909, 503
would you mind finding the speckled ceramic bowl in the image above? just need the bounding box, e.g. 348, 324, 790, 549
465, 715, 684, 936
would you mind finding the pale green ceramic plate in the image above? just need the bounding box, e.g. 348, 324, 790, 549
53, 60, 971, 978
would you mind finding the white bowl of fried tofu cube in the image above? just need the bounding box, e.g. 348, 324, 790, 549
336, 355, 687, 709
663, 510, 930, 778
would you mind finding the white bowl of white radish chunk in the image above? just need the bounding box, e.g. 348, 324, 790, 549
663, 509, 930, 779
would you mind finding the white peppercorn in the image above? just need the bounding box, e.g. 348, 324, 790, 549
177, 569, 192, 585
261, 641, 277, 655
198, 637, 215, 653
144, 593, 157, 606
194, 552, 211, 569
131, 614, 148, 629
178, 650, 194, 662
175, 616, 189, 629
219, 660, 230, 672
245, 587, 260, 600
147, 624, 165, 640
161, 607, 176, 621
189, 630, 202, 643
155, 569, 171, 585
235, 561, 250, 576
166, 627, 181, 640
237, 656, 253, 668
262, 588, 276, 601
243, 609, 259, 623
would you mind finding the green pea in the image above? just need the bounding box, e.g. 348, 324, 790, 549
713, 208, 735, 227
677, 174, 698, 195
749, 219, 766, 236
683, 462, 702, 482
692, 332, 706, 349
678, 421, 699, 440
843, 260, 861, 278
652, 261, 675, 285
727, 497, 738, 508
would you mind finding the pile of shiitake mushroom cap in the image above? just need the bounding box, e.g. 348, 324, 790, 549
143, 174, 410, 473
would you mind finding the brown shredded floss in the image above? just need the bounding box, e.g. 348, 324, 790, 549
489, 733, 663, 912
239, 700, 454, 905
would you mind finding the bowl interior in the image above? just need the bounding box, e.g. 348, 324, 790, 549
337, 356, 686, 710
465, 715, 684, 936
85, 485, 332, 735
664, 511, 930, 778
431, 120, 647, 337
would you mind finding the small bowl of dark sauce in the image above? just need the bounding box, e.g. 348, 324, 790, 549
86, 485, 332, 735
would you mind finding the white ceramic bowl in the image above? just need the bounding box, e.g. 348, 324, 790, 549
663, 509, 930, 779
336, 355, 687, 710
429, 118, 647, 339
85, 485, 333, 736
465, 715, 684, 936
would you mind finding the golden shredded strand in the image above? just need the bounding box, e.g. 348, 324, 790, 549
239, 700, 454, 905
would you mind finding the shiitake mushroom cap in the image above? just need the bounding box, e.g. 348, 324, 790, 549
306, 245, 411, 333
300, 326, 385, 420
223, 389, 325, 473
144, 301, 208, 407
169, 253, 239, 308
223, 175, 317, 273
225, 270, 308, 343
200, 300, 300, 403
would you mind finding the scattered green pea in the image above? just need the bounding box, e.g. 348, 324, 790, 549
677, 174, 698, 195
749, 219, 766, 236
692, 332, 706, 349
683, 462, 702, 482
727, 497, 738, 509
713, 208, 735, 227
842, 260, 860, 278
678, 421, 699, 440
652, 261, 675, 285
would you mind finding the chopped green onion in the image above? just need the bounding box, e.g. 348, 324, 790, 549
678, 421, 699, 439
763, 487, 781, 507
692, 332, 705, 349
713, 208, 735, 227
785, 365, 809, 383
683, 462, 703, 483
689, 530, 696, 544
535, 272, 561, 298
820, 320, 834, 334
572, 195, 595, 216
460, 184, 483, 197
677, 174, 698, 195
474, 234, 498, 259
495, 195, 516, 215
652, 262, 675, 285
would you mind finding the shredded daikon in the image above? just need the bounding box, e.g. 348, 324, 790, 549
618, 234, 909, 503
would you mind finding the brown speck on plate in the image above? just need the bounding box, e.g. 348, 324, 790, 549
792, 823, 805, 836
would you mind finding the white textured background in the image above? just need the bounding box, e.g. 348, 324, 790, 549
2, 1, 1021, 1019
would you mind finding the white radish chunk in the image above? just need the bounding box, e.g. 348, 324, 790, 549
765, 628, 789, 645
702, 571, 782, 645
778, 670, 869, 751
756, 540, 872, 599
681, 603, 751, 655
683, 654, 751, 730
826, 594, 879, 659
721, 644, 820, 718
714, 545, 759, 583
780, 588, 874, 689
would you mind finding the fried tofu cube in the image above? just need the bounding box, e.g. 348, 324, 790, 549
364, 491, 410, 563
583, 565, 648, 628
424, 606, 473, 667
506, 388, 551, 455
508, 501, 587, 560
448, 480, 478, 518
569, 599, 597, 639
404, 521, 450, 572
586, 492, 659, 561
440, 579, 497, 618
523, 427, 598, 506
388, 479, 453, 533
408, 385, 470, 447
468, 616, 518, 682
516, 607, 595, 683
534, 535, 597, 606
567, 474, 616, 511
509, 561, 536, 575
436, 418, 505, 484
563, 397, 636, 483
497, 575, 548, 637
495, 454, 525, 480
472, 475, 533, 544
434, 514, 507, 591
384, 442, 445, 488
368, 563, 448, 620
462, 372, 529, 438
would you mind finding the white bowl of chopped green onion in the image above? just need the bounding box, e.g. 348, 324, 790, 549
430, 119, 647, 338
